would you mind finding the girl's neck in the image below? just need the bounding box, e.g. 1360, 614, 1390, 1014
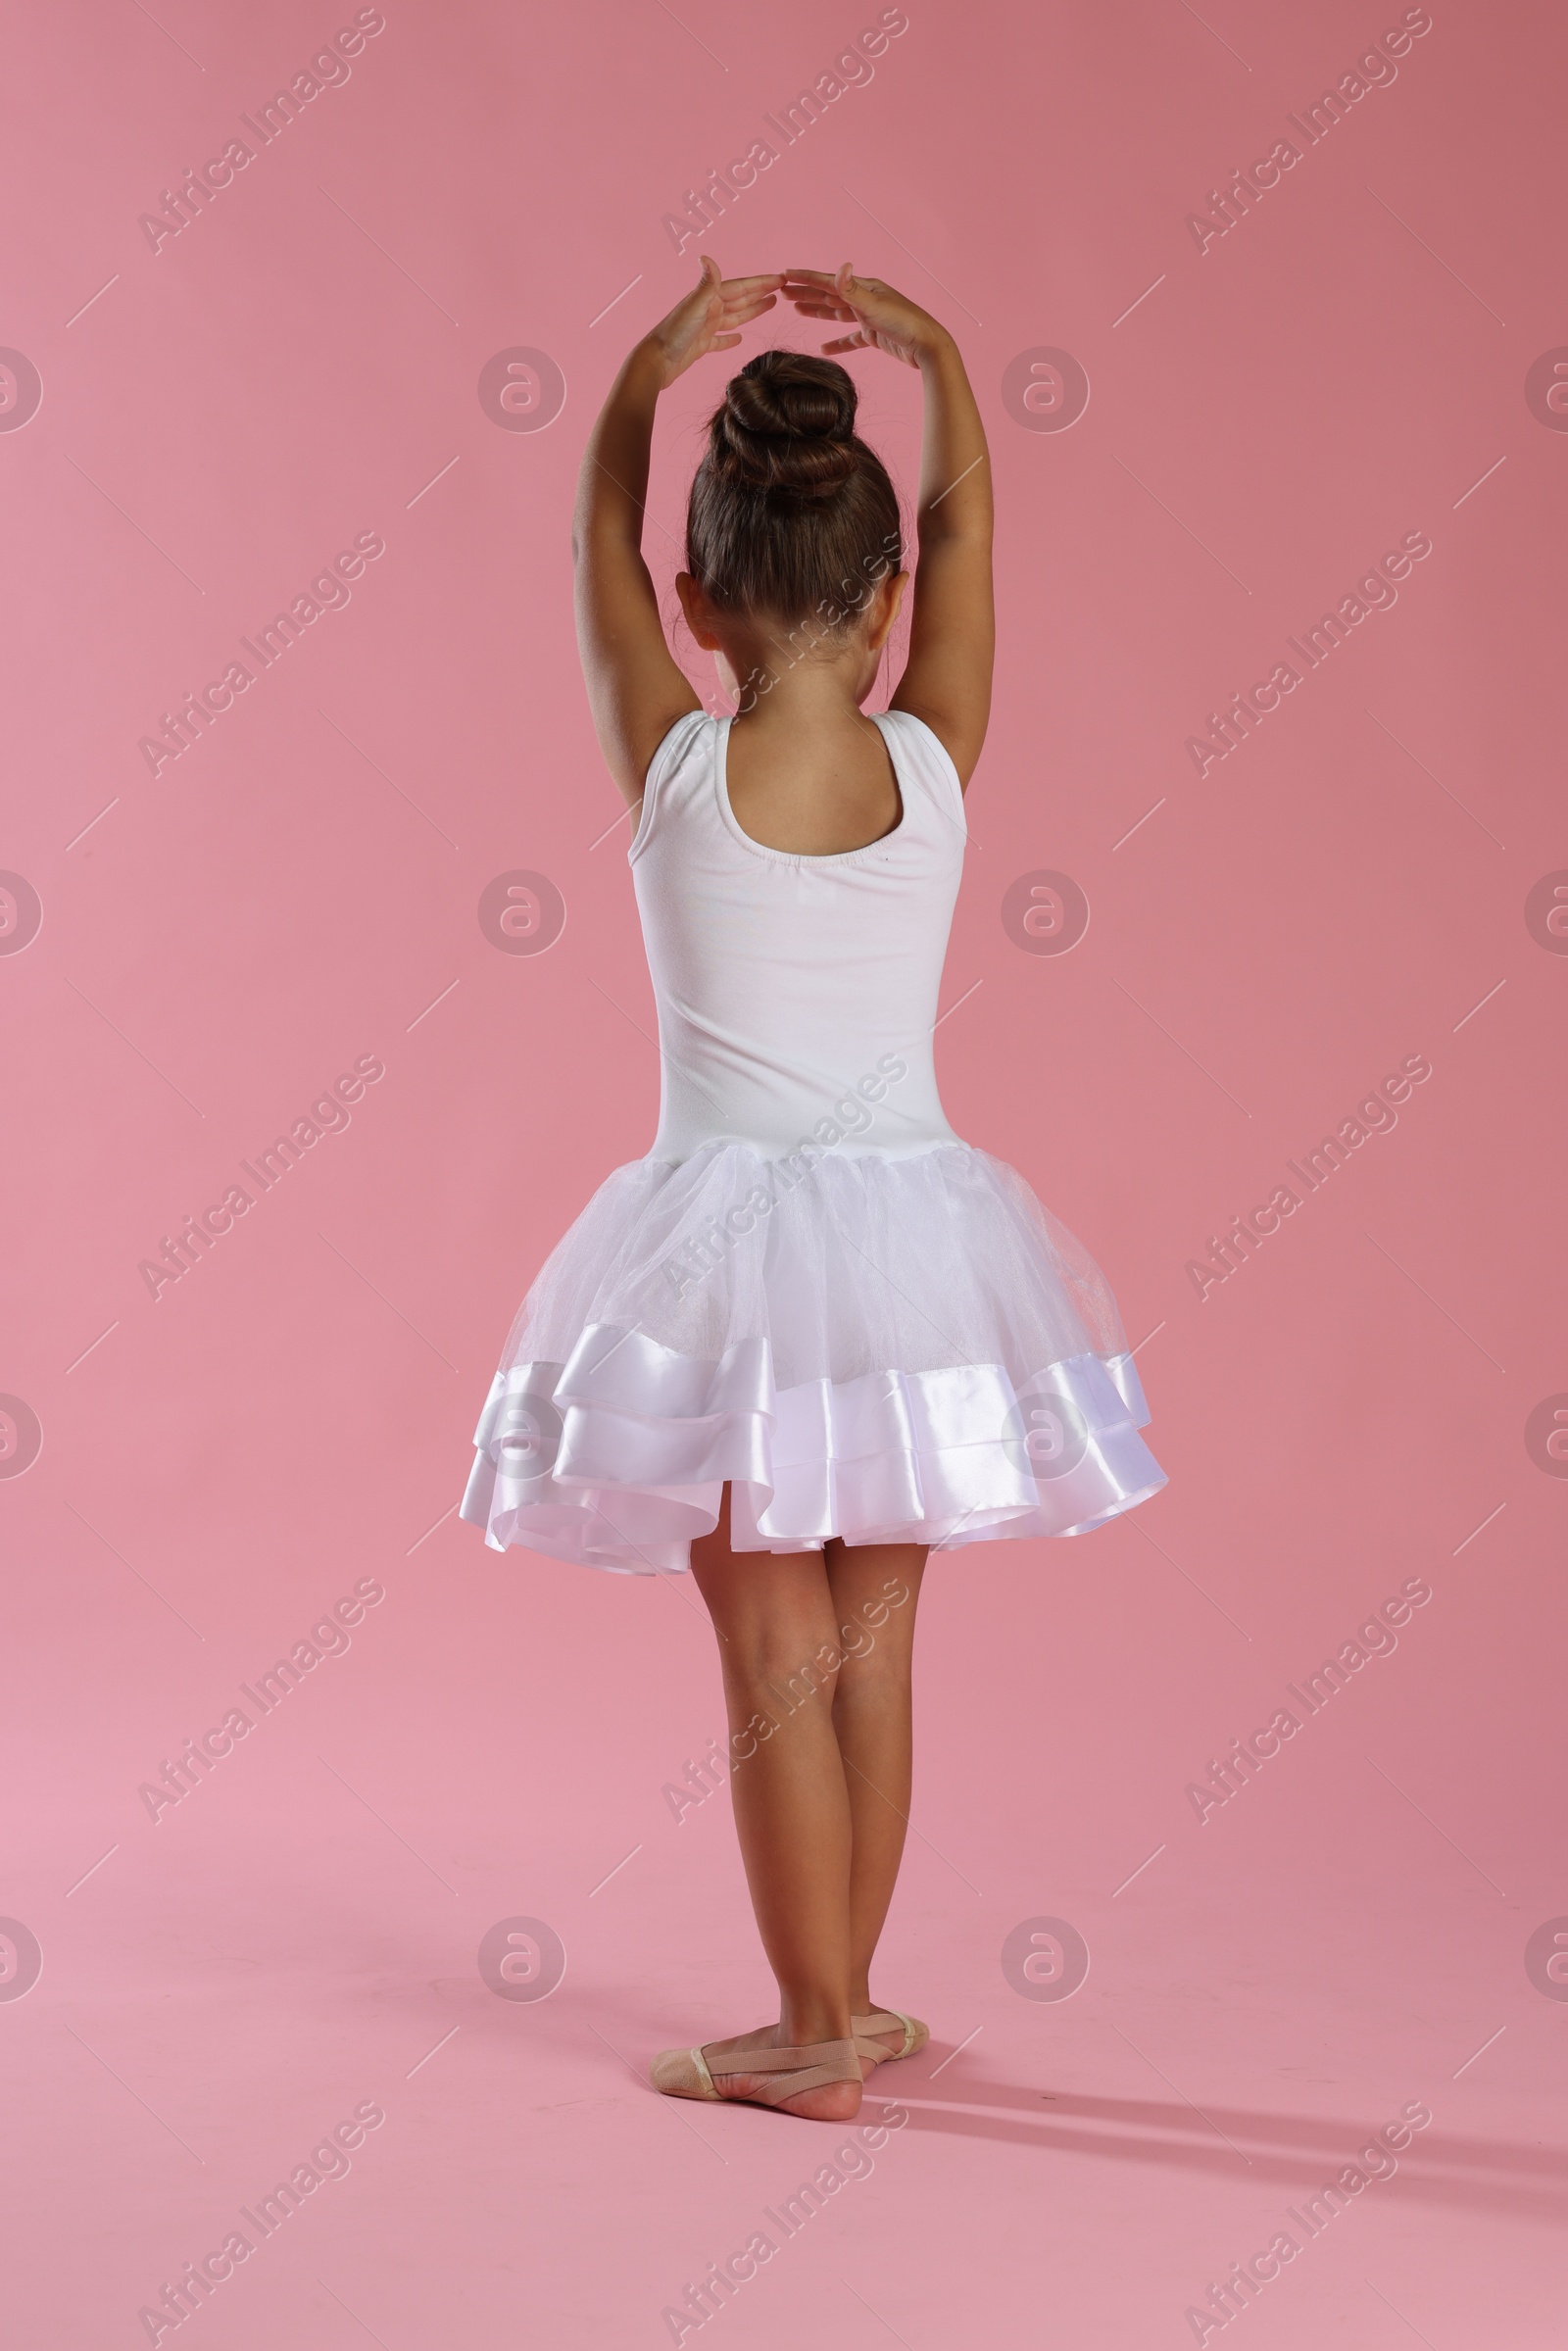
728, 642, 878, 733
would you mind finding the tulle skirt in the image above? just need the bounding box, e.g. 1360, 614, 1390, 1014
460, 1139, 1166, 1574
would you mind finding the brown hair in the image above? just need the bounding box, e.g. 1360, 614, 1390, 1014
685, 350, 903, 635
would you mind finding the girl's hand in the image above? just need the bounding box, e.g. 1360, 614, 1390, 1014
780, 266, 947, 367
645, 257, 784, 388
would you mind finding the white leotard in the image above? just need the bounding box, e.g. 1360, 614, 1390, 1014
630, 709, 965, 1164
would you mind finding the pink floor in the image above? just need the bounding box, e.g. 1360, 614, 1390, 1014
5, 0, 1565, 2342
7, 1519, 1564, 2346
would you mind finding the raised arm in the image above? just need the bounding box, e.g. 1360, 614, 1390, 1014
572, 259, 783, 806
783, 267, 994, 789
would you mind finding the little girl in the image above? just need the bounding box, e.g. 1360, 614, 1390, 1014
462, 258, 1166, 2122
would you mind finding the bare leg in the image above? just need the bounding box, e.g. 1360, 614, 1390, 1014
688, 1487, 859, 2120
825, 1540, 927, 2047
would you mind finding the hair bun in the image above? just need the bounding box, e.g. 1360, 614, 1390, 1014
709, 351, 858, 499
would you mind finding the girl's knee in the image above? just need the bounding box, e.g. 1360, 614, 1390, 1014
722, 1614, 844, 1704
833, 1639, 913, 1698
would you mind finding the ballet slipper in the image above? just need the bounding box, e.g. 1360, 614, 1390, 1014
650, 2035, 860, 2112
851, 2008, 929, 2064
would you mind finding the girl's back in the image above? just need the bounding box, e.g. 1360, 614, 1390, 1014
631, 706, 964, 1164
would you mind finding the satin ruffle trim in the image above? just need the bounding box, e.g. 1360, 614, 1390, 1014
460, 1324, 1166, 1574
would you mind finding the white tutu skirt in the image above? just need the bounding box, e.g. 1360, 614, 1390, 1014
460, 1140, 1166, 1574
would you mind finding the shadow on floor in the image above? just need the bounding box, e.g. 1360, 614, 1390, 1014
462, 1984, 1562, 2222
879, 2050, 1564, 2220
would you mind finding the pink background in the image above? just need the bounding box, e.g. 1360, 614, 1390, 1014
4, 0, 1565, 2342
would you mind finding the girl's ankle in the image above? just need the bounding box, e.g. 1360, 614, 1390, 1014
778, 2008, 852, 2046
